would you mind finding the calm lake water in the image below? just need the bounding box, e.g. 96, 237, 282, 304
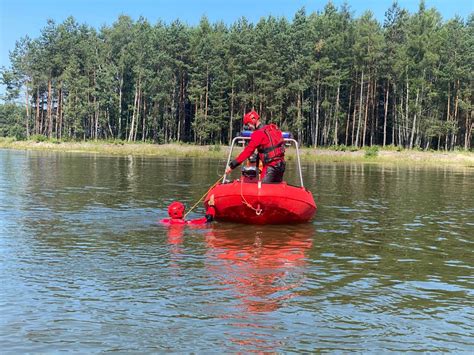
0, 149, 473, 352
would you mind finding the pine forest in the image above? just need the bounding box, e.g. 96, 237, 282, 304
1, 2, 473, 150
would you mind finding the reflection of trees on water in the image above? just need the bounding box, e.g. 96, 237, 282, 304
311, 162, 474, 306
13, 154, 227, 249
313, 163, 474, 216
16, 153, 224, 214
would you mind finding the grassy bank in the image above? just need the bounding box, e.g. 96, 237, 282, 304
0, 137, 473, 167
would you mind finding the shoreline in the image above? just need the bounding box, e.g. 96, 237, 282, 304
0, 139, 473, 168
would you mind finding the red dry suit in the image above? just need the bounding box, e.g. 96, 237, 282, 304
233, 124, 285, 166
229, 124, 285, 180
159, 206, 216, 226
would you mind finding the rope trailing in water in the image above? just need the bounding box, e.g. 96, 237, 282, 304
184, 175, 224, 219
240, 177, 262, 216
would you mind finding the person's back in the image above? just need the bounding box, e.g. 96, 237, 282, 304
256, 123, 285, 183
226, 110, 286, 183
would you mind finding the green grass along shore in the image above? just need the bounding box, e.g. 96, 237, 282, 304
0, 137, 473, 168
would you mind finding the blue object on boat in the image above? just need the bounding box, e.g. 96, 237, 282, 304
240, 130, 291, 138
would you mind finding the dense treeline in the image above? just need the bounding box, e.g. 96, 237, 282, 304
1, 1, 473, 149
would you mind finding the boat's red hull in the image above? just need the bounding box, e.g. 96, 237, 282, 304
204, 181, 316, 224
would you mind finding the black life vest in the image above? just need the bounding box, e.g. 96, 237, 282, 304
258, 124, 285, 164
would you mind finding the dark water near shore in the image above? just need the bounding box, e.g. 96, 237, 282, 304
0, 149, 473, 352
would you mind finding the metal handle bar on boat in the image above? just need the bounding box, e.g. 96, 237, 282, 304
224, 136, 305, 188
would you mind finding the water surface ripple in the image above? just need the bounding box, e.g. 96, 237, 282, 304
0, 149, 473, 352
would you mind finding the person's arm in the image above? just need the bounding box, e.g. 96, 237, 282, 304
205, 206, 215, 222
187, 195, 216, 225
205, 194, 216, 222
226, 131, 263, 172
187, 206, 215, 225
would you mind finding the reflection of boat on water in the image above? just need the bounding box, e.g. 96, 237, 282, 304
163, 222, 315, 354
203, 225, 314, 313
204, 132, 317, 224
164, 224, 314, 313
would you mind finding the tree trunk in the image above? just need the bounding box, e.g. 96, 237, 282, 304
55, 86, 60, 138
94, 71, 98, 140
128, 79, 139, 142
345, 84, 352, 146
118, 72, 123, 139
351, 84, 357, 146
134, 85, 141, 142
24, 83, 30, 138
297, 90, 303, 142
393, 84, 397, 146
179, 73, 186, 142
40, 94, 45, 135
171, 81, 177, 141
334, 83, 340, 145
176, 82, 181, 142
322, 88, 329, 145
93, 98, 98, 140
383, 81, 389, 147
371, 78, 377, 146
35, 87, 40, 135
229, 83, 234, 144
405, 75, 409, 146
362, 75, 370, 147
315, 81, 321, 147
58, 87, 63, 139
142, 99, 147, 142
47, 79, 52, 138
355, 70, 364, 147
107, 108, 114, 138
409, 89, 419, 149
205, 65, 209, 121
465, 110, 472, 150
452, 80, 459, 150
399, 87, 404, 146
153, 102, 159, 143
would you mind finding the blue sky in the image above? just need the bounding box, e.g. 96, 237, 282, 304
0, 0, 472, 70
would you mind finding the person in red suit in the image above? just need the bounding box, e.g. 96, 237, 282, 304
225, 110, 286, 183
159, 195, 215, 226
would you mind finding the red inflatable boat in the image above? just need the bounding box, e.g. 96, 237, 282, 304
203, 132, 316, 224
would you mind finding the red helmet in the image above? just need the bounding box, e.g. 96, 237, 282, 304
243, 110, 260, 126
168, 201, 185, 219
